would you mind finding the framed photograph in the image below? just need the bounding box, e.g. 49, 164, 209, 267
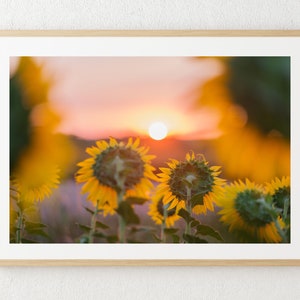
1, 30, 299, 265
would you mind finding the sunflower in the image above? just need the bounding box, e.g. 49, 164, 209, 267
10, 57, 73, 207
265, 176, 290, 217
11, 154, 60, 207
148, 194, 184, 228
156, 152, 224, 215
76, 137, 157, 215
216, 179, 282, 243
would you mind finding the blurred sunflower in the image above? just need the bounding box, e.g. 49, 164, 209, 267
216, 179, 282, 243
10, 58, 75, 207
11, 159, 60, 206
196, 57, 290, 183
10, 57, 76, 243
156, 152, 224, 215
148, 194, 184, 228
76, 137, 157, 215
10, 58, 75, 206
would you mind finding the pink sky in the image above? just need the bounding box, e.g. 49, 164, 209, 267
37, 57, 222, 140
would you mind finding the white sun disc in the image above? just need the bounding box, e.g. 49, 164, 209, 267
148, 122, 168, 140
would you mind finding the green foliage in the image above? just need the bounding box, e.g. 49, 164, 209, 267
196, 224, 223, 241
228, 57, 290, 139
10, 73, 31, 172
152, 234, 162, 243
77, 204, 111, 243
183, 234, 208, 243
125, 197, 149, 205
164, 228, 179, 235
130, 226, 154, 232
83, 206, 96, 215
76, 221, 111, 243
95, 221, 109, 230
92, 232, 106, 238
106, 235, 119, 243
178, 208, 195, 225
24, 221, 50, 241
10, 201, 51, 243
24, 221, 47, 230
171, 234, 180, 243
79, 236, 89, 243
116, 201, 140, 225
190, 192, 204, 207
178, 208, 223, 243
164, 228, 180, 243
77, 223, 93, 232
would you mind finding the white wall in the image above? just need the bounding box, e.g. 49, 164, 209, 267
1, 0, 300, 30
1, 1, 300, 299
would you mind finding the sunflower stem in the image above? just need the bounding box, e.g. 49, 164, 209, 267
185, 187, 192, 236
88, 201, 99, 243
16, 209, 23, 244
283, 196, 289, 223
160, 223, 166, 243
15, 203, 24, 244
160, 205, 168, 243
118, 215, 126, 243
117, 190, 126, 243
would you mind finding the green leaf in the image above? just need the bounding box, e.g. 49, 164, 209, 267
172, 234, 180, 243
164, 228, 179, 235
79, 236, 89, 243
26, 228, 50, 239
130, 226, 156, 233
21, 238, 37, 243
93, 231, 106, 238
283, 197, 290, 222
83, 206, 96, 215
190, 193, 204, 207
25, 221, 47, 230
152, 234, 162, 243
190, 220, 200, 228
178, 208, 194, 224
116, 201, 140, 225
106, 235, 118, 243
183, 234, 208, 243
196, 225, 224, 241
126, 197, 149, 205
77, 223, 92, 232
126, 239, 140, 243
95, 221, 109, 230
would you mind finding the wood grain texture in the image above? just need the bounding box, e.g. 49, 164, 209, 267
0, 30, 299, 36
0, 260, 300, 266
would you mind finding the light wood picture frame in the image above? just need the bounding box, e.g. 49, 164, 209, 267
1, 30, 300, 266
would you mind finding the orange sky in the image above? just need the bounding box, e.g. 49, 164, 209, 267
36, 57, 222, 140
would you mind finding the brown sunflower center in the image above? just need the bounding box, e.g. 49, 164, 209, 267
235, 189, 273, 227
93, 146, 144, 191
168, 159, 214, 201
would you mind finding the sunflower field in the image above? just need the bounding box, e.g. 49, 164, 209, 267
10, 56, 290, 244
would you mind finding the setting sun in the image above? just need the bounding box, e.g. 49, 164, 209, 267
148, 121, 168, 140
